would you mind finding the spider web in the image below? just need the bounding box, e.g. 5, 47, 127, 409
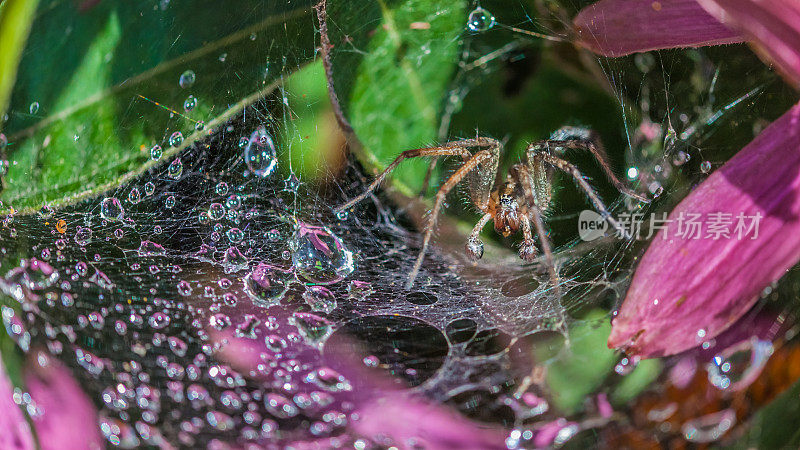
0, 0, 796, 448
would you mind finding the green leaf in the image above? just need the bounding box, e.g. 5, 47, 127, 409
610, 358, 661, 404
1, 0, 317, 213
728, 377, 800, 449
320, 0, 467, 194
0, 0, 39, 120
542, 310, 617, 414
283, 60, 344, 182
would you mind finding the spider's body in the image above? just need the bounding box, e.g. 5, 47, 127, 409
337, 127, 648, 289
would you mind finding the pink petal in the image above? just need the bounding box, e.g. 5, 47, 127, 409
0, 355, 35, 450
696, 0, 800, 88
609, 101, 800, 358
24, 352, 103, 450
352, 394, 506, 450
573, 0, 744, 57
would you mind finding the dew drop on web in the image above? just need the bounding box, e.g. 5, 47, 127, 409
178, 69, 196, 88
243, 126, 278, 178
100, 197, 124, 222
466, 7, 495, 32
289, 223, 354, 285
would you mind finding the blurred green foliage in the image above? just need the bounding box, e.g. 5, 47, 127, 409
1, 0, 317, 213
322, 0, 467, 195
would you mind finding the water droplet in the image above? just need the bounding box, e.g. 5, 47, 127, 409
165, 195, 176, 208
167, 158, 183, 179
206, 411, 234, 431
114, 320, 127, 335
74, 227, 92, 246
663, 126, 678, 152
222, 246, 248, 274
682, 409, 735, 443
2, 306, 30, 351
148, 312, 171, 329
290, 223, 354, 284
243, 263, 294, 306
0, 133, 6, 149
706, 337, 773, 391
75, 261, 89, 277
150, 145, 162, 160
183, 95, 197, 111
672, 150, 690, 166
634, 53, 656, 73
265, 394, 298, 419
29, 102, 40, 114
302, 286, 337, 313
100, 197, 124, 222
207, 203, 225, 221
289, 312, 333, 345
225, 194, 241, 210
235, 314, 261, 339
76, 348, 104, 375
700, 160, 712, 173
99, 415, 140, 447
347, 280, 374, 298
244, 126, 278, 177
226, 227, 244, 243
138, 240, 166, 256
178, 70, 196, 88
363, 355, 380, 368
209, 313, 232, 330
283, 173, 301, 192
177, 280, 192, 296
38, 205, 54, 218
648, 181, 663, 198
144, 182, 155, 196
215, 182, 229, 196
614, 356, 639, 375
169, 131, 184, 147
127, 188, 141, 204
304, 367, 352, 392
467, 7, 495, 32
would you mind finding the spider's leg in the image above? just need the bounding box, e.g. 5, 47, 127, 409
465, 212, 493, 261
407, 147, 499, 289
529, 149, 633, 240
528, 204, 560, 293
539, 138, 649, 203
511, 164, 560, 294
335, 146, 472, 213
518, 216, 537, 262
418, 159, 439, 198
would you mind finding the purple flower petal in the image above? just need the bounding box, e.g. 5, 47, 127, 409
0, 355, 35, 450
573, 0, 744, 57
24, 352, 103, 450
609, 101, 800, 358
697, 0, 800, 88
351, 394, 506, 450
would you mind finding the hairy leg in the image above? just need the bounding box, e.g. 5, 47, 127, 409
511, 164, 560, 294
529, 149, 634, 240
465, 212, 493, 261
531, 138, 649, 203
335, 146, 472, 213
407, 147, 499, 289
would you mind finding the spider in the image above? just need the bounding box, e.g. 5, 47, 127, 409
336, 126, 649, 289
